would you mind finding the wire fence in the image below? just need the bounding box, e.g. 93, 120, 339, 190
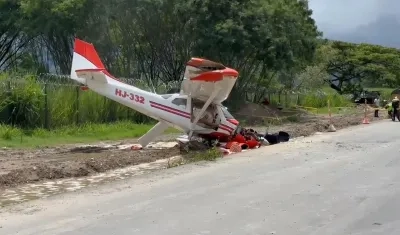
0, 76, 354, 130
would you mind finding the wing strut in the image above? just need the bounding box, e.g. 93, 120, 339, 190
188, 86, 221, 139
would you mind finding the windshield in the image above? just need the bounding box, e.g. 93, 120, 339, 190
221, 106, 234, 119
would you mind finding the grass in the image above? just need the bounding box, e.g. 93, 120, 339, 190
0, 121, 181, 148
321, 86, 395, 100
0, 74, 159, 129
189, 147, 223, 161
310, 106, 359, 115
167, 147, 224, 168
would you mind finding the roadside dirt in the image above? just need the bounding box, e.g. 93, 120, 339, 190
262, 113, 381, 138
0, 103, 387, 189
0, 135, 180, 188
252, 104, 386, 137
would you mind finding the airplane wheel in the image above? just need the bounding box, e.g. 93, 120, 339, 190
178, 141, 190, 153
183, 144, 190, 153
178, 140, 208, 153
188, 140, 209, 151
203, 139, 219, 148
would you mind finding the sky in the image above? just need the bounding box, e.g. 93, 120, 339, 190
308, 0, 400, 48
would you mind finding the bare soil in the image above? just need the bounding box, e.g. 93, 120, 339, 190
0, 103, 387, 189
0, 135, 180, 189
250, 103, 386, 137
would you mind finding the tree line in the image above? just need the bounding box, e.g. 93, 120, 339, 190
1, 0, 400, 108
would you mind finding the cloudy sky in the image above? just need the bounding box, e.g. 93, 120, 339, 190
308, 0, 400, 48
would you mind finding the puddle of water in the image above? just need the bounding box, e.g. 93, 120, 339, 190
0, 156, 182, 207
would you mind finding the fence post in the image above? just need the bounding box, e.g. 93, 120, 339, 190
103, 96, 107, 122
362, 98, 370, 124
75, 86, 80, 125
328, 99, 331, 121
296, 93, 300, 106
278, 91, 281, 103
44, 83, 50, 130
328, 99, 336, 132
285, 91, 288, 107
6, 81, 14, 126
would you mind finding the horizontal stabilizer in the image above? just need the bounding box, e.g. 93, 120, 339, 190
75, 68, 108, 84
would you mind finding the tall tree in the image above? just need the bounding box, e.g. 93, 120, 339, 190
19, 0, 96, 73
325, 41, 400, 93
0, 0, 33, 70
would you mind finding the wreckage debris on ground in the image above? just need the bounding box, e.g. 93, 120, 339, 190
264, 131, 290, 145
175, 126, 291, 155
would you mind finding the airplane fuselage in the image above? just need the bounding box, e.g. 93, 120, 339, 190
84, 78, 238, 140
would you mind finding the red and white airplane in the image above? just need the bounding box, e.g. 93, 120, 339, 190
70, 38, 242, 148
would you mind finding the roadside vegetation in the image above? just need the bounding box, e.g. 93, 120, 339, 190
1, 0, 399, 148
168, 147, 224, 168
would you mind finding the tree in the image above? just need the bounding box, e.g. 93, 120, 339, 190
324, 40, 400, 94
19, 0, 96, 73
291, 40, 338, 92
0, 0, 33, 70
0, 0, 332, 103
178, 0, 320, 108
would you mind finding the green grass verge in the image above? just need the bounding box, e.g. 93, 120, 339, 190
309, 106, 358, 115
0, 121, 181, 148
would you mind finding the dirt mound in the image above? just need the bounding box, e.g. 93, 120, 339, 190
234, 102, 287, 125
236, 102, 283, 117
234, 102, 313, 125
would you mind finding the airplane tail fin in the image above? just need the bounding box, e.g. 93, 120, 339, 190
70, 38, 114, 84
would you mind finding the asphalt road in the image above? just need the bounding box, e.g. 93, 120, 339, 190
1, 120, 400, 235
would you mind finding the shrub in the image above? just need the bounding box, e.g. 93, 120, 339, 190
0, 74, 44, 128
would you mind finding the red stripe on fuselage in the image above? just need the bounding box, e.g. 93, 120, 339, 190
219, 126, 232, 133
150, 101, 190, 115
220, 124, 235, 132
150, 101, 190, 119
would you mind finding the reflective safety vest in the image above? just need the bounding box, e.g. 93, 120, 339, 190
386, 102, 393, 111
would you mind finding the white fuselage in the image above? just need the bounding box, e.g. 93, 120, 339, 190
79, 76, 237, 137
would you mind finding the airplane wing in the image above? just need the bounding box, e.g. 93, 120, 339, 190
180, 58, 239, 104
181, 58, 240, 138
75, 68, 109, 84
138, 121, 170, 147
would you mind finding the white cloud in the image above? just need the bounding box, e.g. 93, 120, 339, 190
308, 0, 398, 33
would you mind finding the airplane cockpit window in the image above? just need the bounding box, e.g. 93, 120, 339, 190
161, 94, 173, 99
221, 106, 234, 119
172, 98, 187, 108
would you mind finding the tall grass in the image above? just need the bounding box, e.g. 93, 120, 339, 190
0, 121, 179, 148
260, 90, 353, 108
300, 93, 352, 108
0, 73, 180, 129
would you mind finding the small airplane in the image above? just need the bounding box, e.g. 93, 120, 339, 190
70, 38, 248, 148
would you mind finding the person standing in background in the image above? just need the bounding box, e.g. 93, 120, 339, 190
374, 97, 380, 117
385, 101, 393, 118
391, 96, 400, 121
